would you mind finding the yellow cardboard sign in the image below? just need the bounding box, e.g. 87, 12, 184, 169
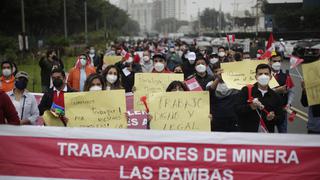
65, 90, 127, 128
103, 55, 122, 65
134, 73, 184, 111
42, 110, 65, 127
221, 60, 279, 90
302, 60, 320, 105
148, 91, 211, 132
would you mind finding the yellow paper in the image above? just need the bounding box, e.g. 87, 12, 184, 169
221, 60, 279, 90
65, 90, 127, 128
42, 110, 65, 126
103, 55, 122, 65
134, 73, 184, 111
302, 60, 320, 105
149, 91, 210, 132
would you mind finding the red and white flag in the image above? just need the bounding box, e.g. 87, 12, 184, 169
289, 55, 304, 69
120, 48, 127, 57
258, 33, 275, 60
226, 34, 235, 43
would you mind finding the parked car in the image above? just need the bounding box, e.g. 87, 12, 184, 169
293, 39, 320, 62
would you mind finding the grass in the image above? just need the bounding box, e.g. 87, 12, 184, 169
18, 56, 76, 93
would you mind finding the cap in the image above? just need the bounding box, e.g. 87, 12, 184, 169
15, 71, 29, 80
187, 52, 196, 61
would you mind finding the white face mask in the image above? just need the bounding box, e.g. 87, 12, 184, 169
143, 56, 150, 62
216, 82, 229, 93
195, 64, 207, 73
89, 49, 95, 54
2, 69, 12, 77
257, 74, 270, 86
210, 58, 219, 64
188, 59, 195, 64
80, 59, 87, 66
154, 62, 165, 72
218, 52, 225, 57
106, 74, 117, 84
272, 62, 281, 71
89, 85, 102, 91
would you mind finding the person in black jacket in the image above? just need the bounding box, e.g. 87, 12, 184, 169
38, 68, 75, 122
39, 49, 64, 93
235, 64, 284, 132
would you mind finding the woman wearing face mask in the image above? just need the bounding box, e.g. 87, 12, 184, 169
140, 50, 153, 73
217, 46, 228, 62
188, 55, 213, 90
67, 54, 96, 91
83, 73, 106, 92
7, 71, 39, 125
235, 64, 284, 133
166, 81, 188, 92
103, 65, 123, 90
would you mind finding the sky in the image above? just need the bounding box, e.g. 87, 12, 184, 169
109, 0, 303, 21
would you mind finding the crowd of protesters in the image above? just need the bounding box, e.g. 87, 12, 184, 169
0, 38, 319, 134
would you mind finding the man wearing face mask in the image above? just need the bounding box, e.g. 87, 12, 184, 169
152, 54, 171, 73
206, 63, 240, 132
140, 50, 153, 73
189, 55, 213, 90
38, 69, 75, 125
235, 64, 284, 132
270, 54, 295, 133
39, 49, 64, 93
218, 47, 228, 62
67, 54, 95, 91
87, 46, 103, 69
7, 71, 39, 125
0, 61, 15, 92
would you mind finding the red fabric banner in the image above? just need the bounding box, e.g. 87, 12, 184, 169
0, 126, 320, 180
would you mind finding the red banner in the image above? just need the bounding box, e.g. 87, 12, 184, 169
0, 126, 320, 180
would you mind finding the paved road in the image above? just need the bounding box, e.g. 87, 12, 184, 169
281, 60, 308, 134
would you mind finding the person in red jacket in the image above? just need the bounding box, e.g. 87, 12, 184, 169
0, 90, 20, 125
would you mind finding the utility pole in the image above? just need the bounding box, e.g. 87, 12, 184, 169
256, 0, 260, 36
63, 0, 68, 39
84, 0, 88, 45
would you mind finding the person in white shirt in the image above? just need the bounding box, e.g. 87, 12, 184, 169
7, 71, 39, 125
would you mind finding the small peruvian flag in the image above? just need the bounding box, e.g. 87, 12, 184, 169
289, 55, 304, 69
226, 34, 235, 43
120, 48, 127, 57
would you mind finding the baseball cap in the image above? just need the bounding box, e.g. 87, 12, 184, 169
15, 71, 29, 80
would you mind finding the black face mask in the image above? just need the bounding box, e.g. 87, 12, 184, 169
15, 80, 28, 90
53, 78, 63, 89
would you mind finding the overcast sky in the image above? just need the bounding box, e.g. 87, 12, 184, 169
109, 0, 302, 21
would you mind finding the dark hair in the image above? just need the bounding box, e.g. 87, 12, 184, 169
102, 65, 122, 89
46, 49, 56, 58
83, 73, 106, 91
256, 64, 271, 74
195, 54, 208, 65
218, 46, 225, 51
51, 68, 66, 78
270, 52, 282, 61
1, 60, 13, 69
173, 64, 183, 72
166, 81, 188, 92
210, 62, 221, 71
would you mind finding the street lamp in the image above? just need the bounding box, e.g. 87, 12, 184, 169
192, 1, 200, 36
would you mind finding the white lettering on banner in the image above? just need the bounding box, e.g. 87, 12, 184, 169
158, 167, 233, 180
57, 142, 199, 161
119, 165, 153, 179
232, 149, 299, 164
204, 148, 227, 162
